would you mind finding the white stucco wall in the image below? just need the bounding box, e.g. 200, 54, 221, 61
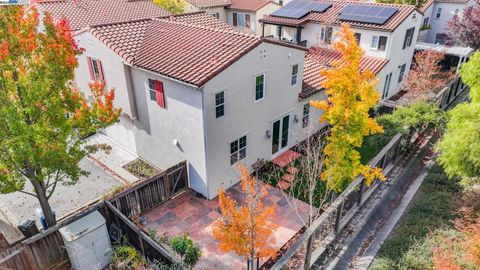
200, 42, 323, 199
424, 1, 473, 43
226, 10, 256, 33
418, 4, 434, 42
255, 3, 281, 35
183, 4, 228, 22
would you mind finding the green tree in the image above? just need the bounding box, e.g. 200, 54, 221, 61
376, 0, 426, 8
0, 7, 120, 227
438, 52, 480, 187
154, 0, 185, 14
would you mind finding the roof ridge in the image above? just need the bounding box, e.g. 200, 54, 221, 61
309, 46, 387, 61
88, 17, 153, 29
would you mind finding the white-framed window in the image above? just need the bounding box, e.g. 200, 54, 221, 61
215, 91, 225, 118
398, 64, 406, 83
302, 103, 310, 128
148, 79, 157, 101
233, 13, 250, 28
423, 17, 429, 26
87, 56, 104, 81
454, 8, 460, 15
382, 73, 392, 99
148, 78, 166, 108
435, 7, 442, 19
371, 35, 387, 51
255, 74, 265, 101
291, 64, 299, 86
319, 26, 333, 44
210, 12, 220, 19
402, 27, 415, 49
230, 136, 247, 165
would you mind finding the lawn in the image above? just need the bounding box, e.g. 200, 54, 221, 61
370, 164, 472, 270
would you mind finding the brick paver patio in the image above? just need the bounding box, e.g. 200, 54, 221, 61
143, 182, 310, 270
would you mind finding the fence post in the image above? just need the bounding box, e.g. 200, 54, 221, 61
357, 178, 366, 206
134, 189, 141, 215
334, 199, 345, 234
303, 234, 314, 270
139, 235, 146, 260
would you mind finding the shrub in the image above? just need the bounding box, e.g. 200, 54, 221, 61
170, 234, 202, 267
110, 239, 148, 269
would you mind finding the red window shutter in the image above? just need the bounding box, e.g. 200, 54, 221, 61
233, 13, 237, 26
86, 56, 94, 80
154, 80, 165, 108
245, 14, 251, 29
97, 59, 105, 81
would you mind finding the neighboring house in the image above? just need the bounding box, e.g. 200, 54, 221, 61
183, 0, 281, 35
35, 0, 170, 33
260, 0, 423, 100
73, 13, 327, 200
418, 0, 474, 44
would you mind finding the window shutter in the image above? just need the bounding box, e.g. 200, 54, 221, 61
97, 59, 104, 81
154, 80, 165, 108
245, 14, 251, 29
233, 13, 237, 26
86, 56, 94, 80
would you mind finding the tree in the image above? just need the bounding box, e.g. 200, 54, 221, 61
446, 0, 480, 49
0, 7, 121, 227
375, 0, 425, 8
438, 52, 480, 187
153, 0, 184, 14
309, 23, 385, 192
212, 165, 278, 268
401, 50, 454, 105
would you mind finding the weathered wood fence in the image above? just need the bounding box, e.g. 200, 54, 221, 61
435, 75, 467, 109
269, 133, 407, 270
0, 161, 188, 270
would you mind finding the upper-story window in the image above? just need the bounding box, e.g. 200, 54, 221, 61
402, 27, 415, 49
435, 7, 442, 19
423, 17, 429, 27
233, 13, 251, 29
302, 103, 310, 128
398, 64, 406, 83
454, 8, 460, 15
210, 13, 220, 19
382, 72, 392, 99
371, 36, 387, 51
230, 135, 247, 165
87, 56, 104, 81
255, 74, 265, 101
148, 78, 166, 108
354, 33, 361, 44
320, 26, 333, 44
215, 91, 225, 118
291, 64, 299, 86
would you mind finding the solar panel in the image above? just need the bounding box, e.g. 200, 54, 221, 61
339, 5, 398, 25
271, 1, 332, 19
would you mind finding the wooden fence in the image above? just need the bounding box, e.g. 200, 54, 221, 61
269, 133, 406, 270
435, 75, 467, 109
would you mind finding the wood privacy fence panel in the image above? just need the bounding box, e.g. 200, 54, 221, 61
436, 76, 467, 109
111, 161, 187, 218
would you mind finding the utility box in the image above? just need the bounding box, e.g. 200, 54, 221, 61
59, 211, 112, 270
18, 219, 39, 238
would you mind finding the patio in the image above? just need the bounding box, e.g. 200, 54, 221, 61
143, 182, 311, 269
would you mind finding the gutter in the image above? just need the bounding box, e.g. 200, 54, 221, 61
127, 63, 201, 89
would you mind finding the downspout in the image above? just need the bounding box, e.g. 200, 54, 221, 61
200, 86, 211, 199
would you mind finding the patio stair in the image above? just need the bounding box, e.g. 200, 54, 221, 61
277, 166, 298, 190
272, 150, 301, 168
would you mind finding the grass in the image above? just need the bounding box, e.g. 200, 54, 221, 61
371, 164, 464, 270
123, 158, 160, 179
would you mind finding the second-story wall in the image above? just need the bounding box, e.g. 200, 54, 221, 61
424, 1, 473, 43
183, 4, 228, 22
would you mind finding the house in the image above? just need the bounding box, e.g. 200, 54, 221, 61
73, 12, 327, 200
260, 0, 423, 100
418, 0, 475, 44
35, 0, 170, 33
183, 0, 281, 35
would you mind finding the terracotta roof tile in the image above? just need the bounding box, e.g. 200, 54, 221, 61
228, 0, 277, 11
185, 0, 231, 8
89, 15, 303, 87
162, 12, 234, 30
420, 0, 434, 13
301, 46, 388, 99
261, 0, 419, 32
36, 0, 170, 31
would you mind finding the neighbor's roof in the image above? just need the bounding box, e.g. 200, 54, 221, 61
160, 11, 235, 30
420, 0, 434, 12
36, 0, 170, 31
88, 16, 305, 87
184, 0, 231, 8
227, 0, 277, 11
261, 0, 420, 32
301, 47, 388, 99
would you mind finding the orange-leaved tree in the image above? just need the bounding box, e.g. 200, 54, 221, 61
212, 165, 278, 267
310, 23, 385, 192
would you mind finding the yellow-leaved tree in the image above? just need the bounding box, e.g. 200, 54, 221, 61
212, 165, 278, 268
310, 23, 385, 192
154, 0, 184, 14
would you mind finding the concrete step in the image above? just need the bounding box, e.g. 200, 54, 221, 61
287, 166, 299, 175
282, 173, 295, 183
277, 180, 292, 190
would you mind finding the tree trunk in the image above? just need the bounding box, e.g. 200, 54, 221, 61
31, 180, 56, 228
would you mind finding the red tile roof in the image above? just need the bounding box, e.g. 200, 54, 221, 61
228, 0, 277, 11
161, 11, 235, 30
301, 46, 388, 99
261, 0, 420, 32
185, 0, 231, 8
36, 0, 170, 31
420, 0, 434, 13
89, 16, 305, 87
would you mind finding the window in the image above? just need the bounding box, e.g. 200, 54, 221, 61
324, 26, 333, 44
435, 7, 442, 19
434, 33, 447, 44
455, 8, 459, 15
147, 78, 166, 108
302, 104, 310, 128
354, 33, 361, 44
291, 64, 299, 86
398, 64, 406, 83
230, 136, 247, 165
279, 0, 283, 5
422, 17, 429, 27
215, 91, 225, 118
255, 74, 265, 101
210, 13, 220, 19
87, 57, 104, 81
402, 27, 415, 49
233, 13, 250, 28
371, 36, 387, 51
382, 73, 392, 99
